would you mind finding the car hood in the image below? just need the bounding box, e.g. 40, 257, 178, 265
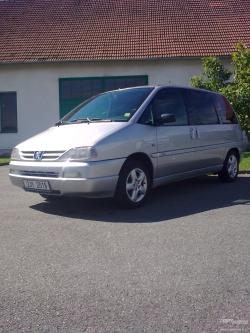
16, 122, 128, 151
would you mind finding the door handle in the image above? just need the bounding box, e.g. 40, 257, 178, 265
190, 127, 199, 139
190, 127, 196, 139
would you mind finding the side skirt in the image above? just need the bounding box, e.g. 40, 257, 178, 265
152, 165, 223, 188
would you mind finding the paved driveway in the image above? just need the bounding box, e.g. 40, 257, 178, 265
0, 165, 250, 333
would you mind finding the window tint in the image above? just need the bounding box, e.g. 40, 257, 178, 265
0, 92, 17, 133
213, 94, 238, 124
63, 88, 153, 123
149, 88, 188, 126
185, 90, 219, 125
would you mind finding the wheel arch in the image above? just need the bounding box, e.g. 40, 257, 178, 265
227, 147, 240, 161
119, 152, 154, 182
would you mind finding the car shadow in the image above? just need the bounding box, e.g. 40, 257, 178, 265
29, 175, 250, 223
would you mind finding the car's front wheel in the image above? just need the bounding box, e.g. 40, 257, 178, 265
115, 160, 150, 208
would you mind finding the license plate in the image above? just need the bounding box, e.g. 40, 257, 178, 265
23, 180, 51, 192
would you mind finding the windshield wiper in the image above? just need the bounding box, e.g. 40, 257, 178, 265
70, 118, 114, 123
90, 118, 113, 122
70, 118, 92, 123
55, 120, 67, 126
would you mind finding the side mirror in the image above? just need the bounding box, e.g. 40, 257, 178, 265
156, 113, 176, 125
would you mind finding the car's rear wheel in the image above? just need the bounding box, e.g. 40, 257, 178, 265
218, 150, 239, 182
115, 160, 150, 208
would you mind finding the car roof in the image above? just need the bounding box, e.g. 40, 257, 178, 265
114, 85, 222, 96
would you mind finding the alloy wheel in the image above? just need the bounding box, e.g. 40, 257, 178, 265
126, 168, 148, 203
227, 154, 238, 178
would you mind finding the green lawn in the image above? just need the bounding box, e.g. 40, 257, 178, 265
240, 152, 250, 171
0, 157, 10, 166
0, 153, 250, 170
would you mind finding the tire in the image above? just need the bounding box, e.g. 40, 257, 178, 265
115, 160, 151, 208
218, 150, 239, 182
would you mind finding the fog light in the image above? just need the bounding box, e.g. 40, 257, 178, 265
63, 170, 83, 178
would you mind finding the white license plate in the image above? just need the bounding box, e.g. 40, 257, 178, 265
23, 180, 51, 192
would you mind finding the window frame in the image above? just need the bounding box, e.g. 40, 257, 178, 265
0, 91, 18, 134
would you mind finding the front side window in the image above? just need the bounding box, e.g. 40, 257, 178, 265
139, 88, 188, 126
63, 87, 153, 123
0, 92, 17, 133
185, 90, 219, 125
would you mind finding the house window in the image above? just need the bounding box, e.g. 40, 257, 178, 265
59, 75, 148, 117
0, 92, 17, 133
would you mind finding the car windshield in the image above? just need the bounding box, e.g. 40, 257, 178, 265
62, 87, 154, 123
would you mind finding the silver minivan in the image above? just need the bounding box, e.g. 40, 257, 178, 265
9, 86, 246, 207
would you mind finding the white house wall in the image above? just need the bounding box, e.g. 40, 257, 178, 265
0, 58, 231, 151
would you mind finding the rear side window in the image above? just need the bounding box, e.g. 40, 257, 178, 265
212, 94, 238, 124
185, 90, 219, 125
139, 88, 188, 126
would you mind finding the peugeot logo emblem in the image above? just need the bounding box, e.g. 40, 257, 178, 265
34, 151, 44, 160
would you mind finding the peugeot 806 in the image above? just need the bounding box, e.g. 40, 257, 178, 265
9, 86, 246, 207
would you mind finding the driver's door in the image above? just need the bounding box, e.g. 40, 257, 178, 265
150, 88, 198, 178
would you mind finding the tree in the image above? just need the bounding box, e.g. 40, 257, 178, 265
190, 43, 250, 134
190, 56, 231, 91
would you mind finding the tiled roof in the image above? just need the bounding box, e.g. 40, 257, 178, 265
0, 0, 249, 64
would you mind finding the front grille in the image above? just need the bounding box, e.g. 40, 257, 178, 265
18, 170, 60, 178
20, 151, 65, 161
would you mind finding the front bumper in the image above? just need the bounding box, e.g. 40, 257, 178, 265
9, 159, 124, 198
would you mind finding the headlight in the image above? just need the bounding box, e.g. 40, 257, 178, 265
10, 148, 21, 161
59, 147, 97, 162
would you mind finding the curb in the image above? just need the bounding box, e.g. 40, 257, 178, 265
0, 163, 9, 167
239, 170, 250, 174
